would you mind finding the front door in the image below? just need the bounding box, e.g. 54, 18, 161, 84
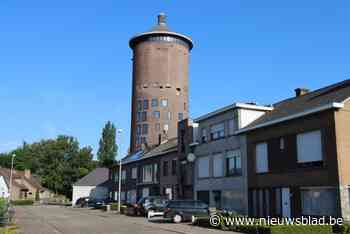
281, 188, 291, 217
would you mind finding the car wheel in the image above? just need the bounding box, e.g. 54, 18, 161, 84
173, 214, 182, 223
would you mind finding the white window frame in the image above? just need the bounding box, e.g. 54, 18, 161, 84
210, 122, 225, 140
131, 167, 137, 179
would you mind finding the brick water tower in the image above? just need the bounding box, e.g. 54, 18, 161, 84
129, 13, 193, 153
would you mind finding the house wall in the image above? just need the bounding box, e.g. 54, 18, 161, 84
72, 186, 108, 206
334, 100, 350, 220
246, 110, 340, 217
193, 108, 253, 215
0, 176, 9, 198
159, 150, 178, 199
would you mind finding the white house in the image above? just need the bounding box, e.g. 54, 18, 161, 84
72, 168, 111, 206
0, 175, 9, 198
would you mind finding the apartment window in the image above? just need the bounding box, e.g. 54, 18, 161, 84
131, 167, 137, 179
228, 119, 235, 135
155, 123, 160, 132
121, 170, 126, 181
137, 100, 142, 111
301, 187, 336, 216
160, 99, 168, 107
171, 159, 177, 175
153, 111, 160, 119
210, 123, 225, 140
255, 142, 268, 173
136, 136, 141, 145
136, 125, 142, 135
151, 98, 158, 107
141, 112, 147, 122
297, 130, 322, 163
136, 112, 142, 122
142, 164, 157, 183
178, 113, 184, 121
226, 150, 242, 176
142, 124, 148, 135
163, 161, 169, 176
201, 128, 208, 143
213, 153, 224, 177
198, 156, 210, 178
143, 99, 149, 110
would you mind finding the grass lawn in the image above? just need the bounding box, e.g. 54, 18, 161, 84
0, 225, 17, 234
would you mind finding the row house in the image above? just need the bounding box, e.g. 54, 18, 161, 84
191, 103, 272, 215
236, 79, 350, 219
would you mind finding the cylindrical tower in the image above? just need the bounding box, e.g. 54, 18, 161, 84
129, 13, 193, 153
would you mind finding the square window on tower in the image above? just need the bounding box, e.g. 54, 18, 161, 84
161, 99, 168, 107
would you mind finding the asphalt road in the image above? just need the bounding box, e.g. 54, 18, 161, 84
14, 205, 230, 234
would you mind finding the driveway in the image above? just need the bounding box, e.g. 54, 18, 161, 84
14, 205, 231, 234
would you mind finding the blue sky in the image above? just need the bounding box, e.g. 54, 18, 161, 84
1, 1, 349, 159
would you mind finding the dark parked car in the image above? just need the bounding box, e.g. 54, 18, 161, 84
87, 198, 112, 209
163, 200, 209, 223
75, 197, 89, 207
132, 196, 168, 216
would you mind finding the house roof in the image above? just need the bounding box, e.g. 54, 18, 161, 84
0, 168, 43, 190
73, 168, 110, 187
118, 138, 178, 166
236, 79, 350, 134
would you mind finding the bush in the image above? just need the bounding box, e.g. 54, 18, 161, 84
334, 223, 350, 234
11, 200, 34, 206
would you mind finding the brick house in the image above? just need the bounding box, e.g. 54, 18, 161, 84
236, 79, 350, 219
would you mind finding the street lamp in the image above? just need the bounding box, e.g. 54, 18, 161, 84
117, 129, 123, 213
9, 153, 16, 202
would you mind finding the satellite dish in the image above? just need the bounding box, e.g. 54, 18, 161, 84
187, 153, 196, 162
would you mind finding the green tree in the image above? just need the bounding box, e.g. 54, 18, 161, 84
97, 121, 117, 167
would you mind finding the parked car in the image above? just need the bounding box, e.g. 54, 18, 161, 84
132, 196, 168, 217
75, 197, 89, 207
163, 200, 209, 223
87, 198, 112, 209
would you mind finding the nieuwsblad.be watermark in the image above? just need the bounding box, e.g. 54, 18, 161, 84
209, 214, 344, 227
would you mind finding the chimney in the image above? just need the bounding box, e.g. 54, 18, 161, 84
157, 12, 166, 25
24, 169, 31, 179
295, 88, 309, 97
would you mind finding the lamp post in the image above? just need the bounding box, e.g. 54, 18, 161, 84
9, 153, 16, 202
117, 129, 123, 213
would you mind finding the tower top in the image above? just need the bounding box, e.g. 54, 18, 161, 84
129, 13, 193, 50
157, 13, 166, 26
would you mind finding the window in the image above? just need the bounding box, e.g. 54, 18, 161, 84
142, 124, 148, 135
213, 154, 224, 177
143, 99, 149, 110
136, 136, 141, 145
153, 111, 160, 119
171, 159, 177, 175
280, 137, 285, 150
136, 125, 142, 135
142, 164, 157, 183
210, 123, 225, 140
141, 136, 147, 144
121, 170, 126, 181
255, 142, 268, 173
151, 98, 158, 107
201, 128, 208, 143
178, 113, 184, 121
137, 100, 142, 111
127, 190, 137, 204
155, 123, 160, 132
160, 99, 168, 107
226, 150, 242, 176
228, 119, 235, 135
198, 156, 210, 178
131, 167, 137, 179
297, 130, 322, 163
184, 102, 187, 111
141, 111, 147, 121
163, 161, 169, 176
163, 124, 169, 132
136, 112, 142, 122
301, 187, 336, 216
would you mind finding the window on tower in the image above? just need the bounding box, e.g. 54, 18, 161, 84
136, 125, 142, 135
141, 112, 147, 122
137, 100, 142, 111
161, 99, 168, 107
166, 112, 172, 121
151, 98, 158, 107
142, 124, 149, 135
153, 111, 160, 119
178, 113, 184, 121
136, 112, 142, 122
143, 100, 149, 110
155, 123, 160, 132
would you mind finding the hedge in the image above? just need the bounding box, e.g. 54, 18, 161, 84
11, 200, 34, 206
333, 223, 350, 234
